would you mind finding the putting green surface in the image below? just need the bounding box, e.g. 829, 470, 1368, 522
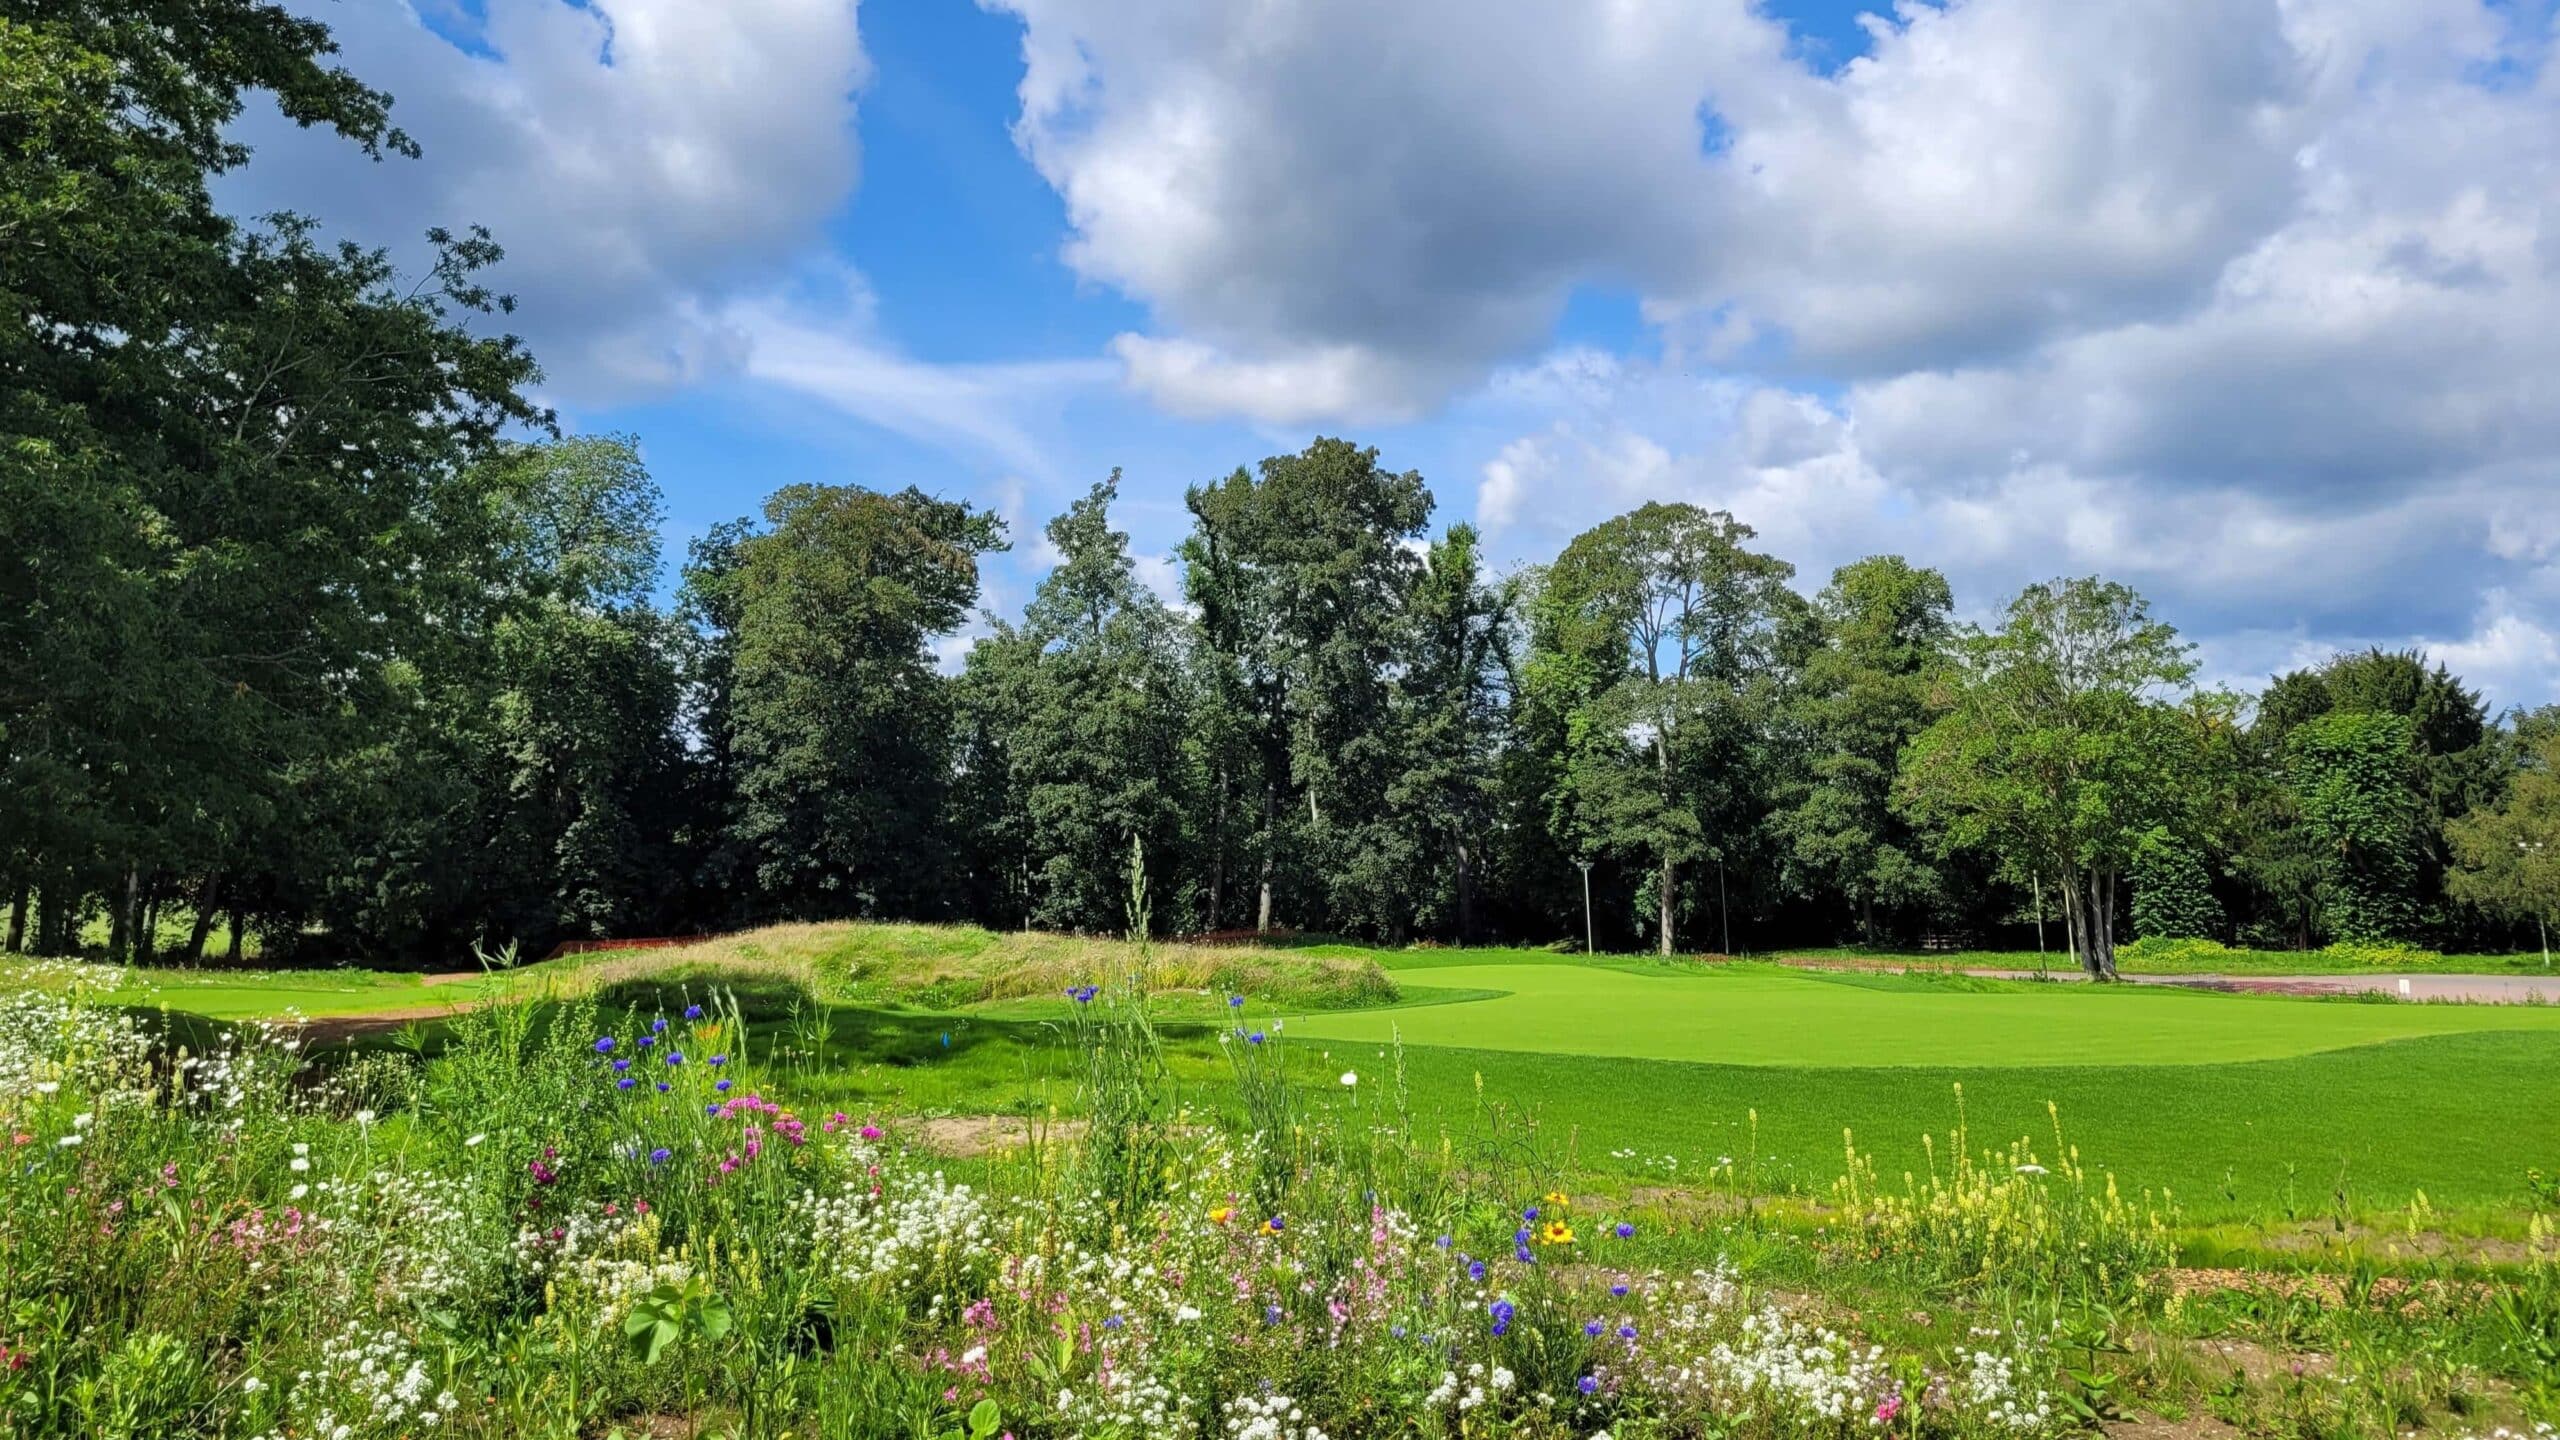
1282, 962, 2560, 1067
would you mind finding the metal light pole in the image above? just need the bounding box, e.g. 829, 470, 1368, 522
1577, 859, 1595, 956
2523, 841, 2550, 970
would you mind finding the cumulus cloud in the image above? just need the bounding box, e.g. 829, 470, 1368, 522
222, 0, 871, 403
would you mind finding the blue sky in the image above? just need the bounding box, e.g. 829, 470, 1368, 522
225, 0, 2560, 703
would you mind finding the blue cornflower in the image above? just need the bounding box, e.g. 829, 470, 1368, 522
616, 1077, 636, 1091
1227, 994, 1246, 1008
1524, 1205, 1540, 1222
684, 1004, 703, 1020
715, 1078, 732, 1093
637, 1035, 656, 1049
593, 1036, 615, 1054
1265, 1305, 1283, 1325
1614, 1222, 1635, 1239
1391, 1325, 1406, 1339
1585, 1319, 1605, 1336
1435, 1234, 1453, 1250
1579, 1376, 1599, 1396
1617, 1324, 1638, 1341
705, 1103, 721, 1116
665, 1051, 684, 1066
648, 1147, 672, 1165
612, 1058, 630, 1073
1610, 1284, 1629, 1297
1514, 1226, 1533, 1247
1516, 1245, 1536, 1264
707, 1053, 727, 1067
1246, 1031, 1266, 1046
1467, 1260, 1487, 1282
1489, 1299, 1516, 1337
652, 1017, 668, 1032
1104, 1315, 1124, 1331
656, 1082, 670, 1093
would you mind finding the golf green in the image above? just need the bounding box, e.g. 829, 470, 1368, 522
1280, 962, 2560, 1067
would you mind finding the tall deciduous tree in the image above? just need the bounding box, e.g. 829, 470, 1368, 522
957, 474, 1191, 934
1898, 578, 2200, 978
2447, 730, 2560, 963
1536, 505, 1803, 955
1, 0, 540, 959
1387, 524, 1515, 942
690, 484, 1005, 920
1773, 556, 1955, 943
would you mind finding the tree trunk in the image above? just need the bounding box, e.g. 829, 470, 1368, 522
5, 883, 25, 953
1453, 837, 1474, 945
109, 869, 137, 963
136, 872, 160, 966
1658, 853, 1677, 956
2087, 868, 2119, 979
226, 904, 246, 965
35, 880, 67, 955
1255, 783, 1277, 934
1206, 767, 1229, 930
184, 872, 223, 965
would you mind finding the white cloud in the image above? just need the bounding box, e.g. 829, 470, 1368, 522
224, 0, 871, 403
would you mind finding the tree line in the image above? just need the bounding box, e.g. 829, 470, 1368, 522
7, 0, 2556, 974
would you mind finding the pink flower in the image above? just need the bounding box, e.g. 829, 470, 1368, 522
859, 1124, 883, 1142
1875, 1396, 1903, 1424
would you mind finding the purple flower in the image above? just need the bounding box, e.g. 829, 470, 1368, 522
1610, 1284, 1629, 1298
593, 1037, 615, 1054
1391, 1325, 1406, 1339
1467, 1261, 1487, 1282
616, 1077, 636, 1091
612, 1058, 630, 1073
1514, 1227, 1532, 1247
684, 1004, 703, 1020
651, 1017, 668, 1032
715, 1078, 732, 1093
707, 1054, 727, 1067
1579, 1375, 1599, 1395
705, 1103, 721, 1116
1489, 1299, 1515, 1337
1524, 1206, 1540, 1222
665, 1051, 684, 1066
1516, 1245, 1536, 1264
1585, 1320, 1604, 1336
1617, 1324, 1638, 1341
1615, 1222, 1635, 1239
1066, 985, 1100, 1005
637, 1035, 656, 1049
1227, 994, 1246, 1008
656, 1082, 670, 1093
1246, 1031, 1266, 1046
1435, 1234, 1453, 1250
1104, 1315, 1124, 1331
648, 1147, 672, 1165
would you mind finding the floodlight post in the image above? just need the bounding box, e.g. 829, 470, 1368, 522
2524, 841, 2550, 970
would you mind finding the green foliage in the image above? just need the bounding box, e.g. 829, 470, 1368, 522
2130, 827, 2222, 940
1898, 578, 2204, 977
2286, 711, 2426, 942
690, 483, 1006, 921
2447, 732, 2560, 945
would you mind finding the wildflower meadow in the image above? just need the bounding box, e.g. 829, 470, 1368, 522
4, 936, 2558, 1440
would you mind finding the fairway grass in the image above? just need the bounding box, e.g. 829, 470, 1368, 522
1282, 960, 2560, 1066
52, 925, 2560, 1222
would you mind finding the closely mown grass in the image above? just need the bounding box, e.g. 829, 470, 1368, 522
1782, 941, 2557, 976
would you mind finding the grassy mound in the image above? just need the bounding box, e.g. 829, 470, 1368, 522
558, 921, 1398, 1014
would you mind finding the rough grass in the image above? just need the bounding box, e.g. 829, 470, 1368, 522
530, 920, 1401, 1013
